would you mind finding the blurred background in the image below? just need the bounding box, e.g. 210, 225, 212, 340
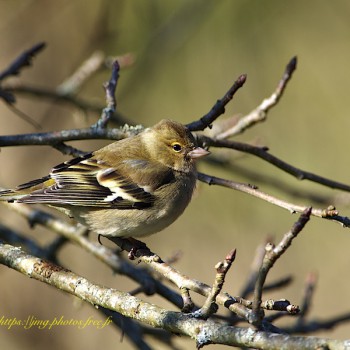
0, 1, 350, 349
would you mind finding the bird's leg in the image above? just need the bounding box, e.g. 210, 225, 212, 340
106, 236, 161, 261
127, 238, 150, 260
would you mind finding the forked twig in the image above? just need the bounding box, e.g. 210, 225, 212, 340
250, 208, 312, 328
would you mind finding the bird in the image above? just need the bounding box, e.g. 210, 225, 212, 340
0, 119, 209, 240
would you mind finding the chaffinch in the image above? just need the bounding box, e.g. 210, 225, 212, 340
0, 119, 209, 238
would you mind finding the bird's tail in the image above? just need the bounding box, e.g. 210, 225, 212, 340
0, 176, 53, 202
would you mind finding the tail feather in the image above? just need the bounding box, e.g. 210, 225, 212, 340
0, 175, 53, 202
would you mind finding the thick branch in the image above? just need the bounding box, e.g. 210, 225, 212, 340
0, 243, 347, 350
0, 125, 145, 147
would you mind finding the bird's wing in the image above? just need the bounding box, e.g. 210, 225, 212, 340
3, 153, 175, 210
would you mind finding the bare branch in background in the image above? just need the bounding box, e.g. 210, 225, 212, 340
56, 51, 134, 96
0, 42, 46, 83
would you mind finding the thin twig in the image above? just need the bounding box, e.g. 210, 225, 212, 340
94, 60, 120, 129
193, 249, 236, 319
295, 272, 318, 327
56, 51, 106, 96
200, 136, 350, 193
5, 102, 42, 130
180, 287, 195, 313
0, 42, 46, 82
57, 51, 135, 97
240, 240, 267, 298
205, 155, 333, 206
197, 172, 350, 227
216, 56, 297, 139
250, 208, 312, 328
187, 74, 247, 131
56, 52, 136, 97
2, 84, 130, 125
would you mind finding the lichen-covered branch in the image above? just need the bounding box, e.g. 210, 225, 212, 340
0, 243, 347, 350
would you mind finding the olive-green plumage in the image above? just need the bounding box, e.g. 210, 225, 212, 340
0, 120, 209, 238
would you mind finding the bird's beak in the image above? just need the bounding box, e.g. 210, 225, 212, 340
188, 147, 210, 159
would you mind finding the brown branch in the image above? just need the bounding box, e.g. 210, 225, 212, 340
94, 60, 120, 129
197, 172, 350, 227
0, 42, 46, 83
56, 51, 133, 96
205, 155, 333, 206
51, 142, 88, 157
0, 42, 46, 105
2, 84, 130, 125
1, 50, 133, 125
250, 208, 311, 328
295, 272, 318, 329
193, 249, 236, 319
56, 51, 106, 95
239, 238, 293, 300
216, 56, 297, 139
0, 124, 145, 148
187, 74, 247, 131
4, 103, 42, 130
200, 136, 350, 193
180, 287, 195, 313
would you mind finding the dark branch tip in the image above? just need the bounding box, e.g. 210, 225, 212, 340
112, 59, 120, 71
225, 248, 236, 262
238, 74, 247, 85
287, 56, 298, 74
303, 206, 313, 217
31, 42, 47, 55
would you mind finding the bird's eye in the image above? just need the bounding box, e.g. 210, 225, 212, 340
171, 142, 182, 152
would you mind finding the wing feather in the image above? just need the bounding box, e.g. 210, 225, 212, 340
9, 152, 176, 210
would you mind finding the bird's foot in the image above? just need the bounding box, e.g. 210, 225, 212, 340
107, 236, 162, 262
